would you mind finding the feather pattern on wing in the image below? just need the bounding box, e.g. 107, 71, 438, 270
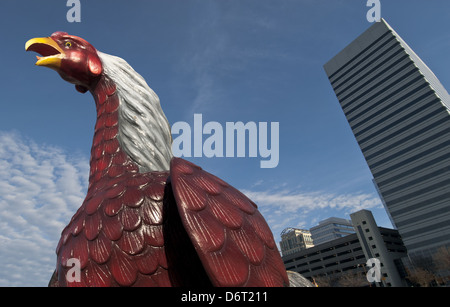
170, 157, 289, 287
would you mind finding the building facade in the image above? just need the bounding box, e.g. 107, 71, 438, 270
323, 19, 450, 263
310, 217, 355, 245
283, 210, 407, 287
279, 228, 314, 257
350, 210, 407, 287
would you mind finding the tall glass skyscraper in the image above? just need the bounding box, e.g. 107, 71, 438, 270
323, 19, 450, 263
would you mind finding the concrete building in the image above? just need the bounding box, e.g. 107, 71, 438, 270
279, 228, 314, 257
283, 210, 407, 287
284, 233, 366, 286
323, 19, 450, 263
310, 217, 355, 245
350, 209, 407, 287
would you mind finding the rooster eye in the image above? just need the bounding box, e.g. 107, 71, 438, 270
65, 41, 72, 48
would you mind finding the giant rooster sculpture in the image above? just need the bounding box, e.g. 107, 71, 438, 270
25, 32, 290, 287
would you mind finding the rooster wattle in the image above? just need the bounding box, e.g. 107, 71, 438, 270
25, 32, 290, 287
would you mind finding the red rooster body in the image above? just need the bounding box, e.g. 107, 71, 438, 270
26, 32, 289, 287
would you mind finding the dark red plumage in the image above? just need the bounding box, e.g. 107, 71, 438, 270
26, 32, 289, 287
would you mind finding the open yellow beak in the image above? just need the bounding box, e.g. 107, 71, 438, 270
25, 37, 65, 70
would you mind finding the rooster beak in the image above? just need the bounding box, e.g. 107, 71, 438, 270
25, 37, 65, 70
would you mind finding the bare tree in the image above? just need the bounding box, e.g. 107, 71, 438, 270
432, 246, 450, 284
406, 267, 435, 287
337, 272, 368, 287
312, 275, 333, 287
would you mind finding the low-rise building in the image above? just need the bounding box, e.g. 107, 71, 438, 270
283, 210, 408, 287
310, 217, 355, 245
279, 228, 314, 257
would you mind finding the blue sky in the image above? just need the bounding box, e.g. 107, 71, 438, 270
1, 1, 450, 286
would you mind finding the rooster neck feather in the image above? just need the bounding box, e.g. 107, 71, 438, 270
92, 52, 173, 175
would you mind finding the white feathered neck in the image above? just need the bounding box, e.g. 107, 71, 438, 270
97, 51, 173, 172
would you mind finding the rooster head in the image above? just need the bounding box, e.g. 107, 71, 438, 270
25, 31, 102, 93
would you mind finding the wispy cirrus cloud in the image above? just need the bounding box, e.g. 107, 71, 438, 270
0, 131, 88, 287
241, 187, 383, 237
177, 2, 296, 116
